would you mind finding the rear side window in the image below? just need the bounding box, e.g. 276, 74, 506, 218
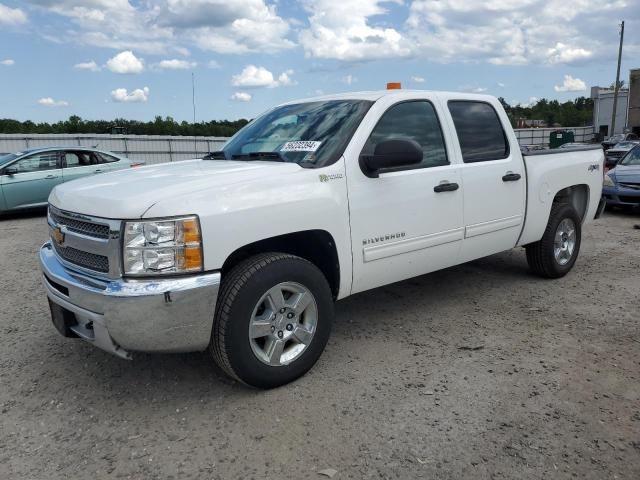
362, 100, 448, 170
98, 152, 119, 163
448, 101, 509, 163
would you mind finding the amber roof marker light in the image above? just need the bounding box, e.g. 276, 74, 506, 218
386, 82, 402, 90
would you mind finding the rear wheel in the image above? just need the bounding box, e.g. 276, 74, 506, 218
210, 253, 334, 388
526, 203, 581, 278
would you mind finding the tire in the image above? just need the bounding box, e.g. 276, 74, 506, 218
526, 203, 582, 279
209, 252, 334, 389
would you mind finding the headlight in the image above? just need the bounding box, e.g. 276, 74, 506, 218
603, 174, 615, 187
123, 216, 203, 275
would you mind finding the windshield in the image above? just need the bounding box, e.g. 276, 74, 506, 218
609, 134, 625, 142
0, 153, 21, 165
212, 100, 373, 168
619, 146, 640, 166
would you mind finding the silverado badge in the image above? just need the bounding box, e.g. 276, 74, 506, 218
52, 226, 65, 245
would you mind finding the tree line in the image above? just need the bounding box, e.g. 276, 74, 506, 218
0, 115, 249, 137
499, 96, 594, 128
0, 97, 594, 136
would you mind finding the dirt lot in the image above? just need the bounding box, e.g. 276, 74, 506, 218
0, 209, 639, 480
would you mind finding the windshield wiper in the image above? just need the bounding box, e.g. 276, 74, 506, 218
231, 152, 285, 162
202, 151, 227, 160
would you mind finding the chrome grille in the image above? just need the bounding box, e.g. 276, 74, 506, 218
49, 210, 110, 239
53, 242, 109, 273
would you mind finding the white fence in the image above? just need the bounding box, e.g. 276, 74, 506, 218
1, 127, 597, 163
0, 134, 229, 165
514, 126, 595, 146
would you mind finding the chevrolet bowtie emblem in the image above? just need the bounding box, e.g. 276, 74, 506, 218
52, 226, 65, 245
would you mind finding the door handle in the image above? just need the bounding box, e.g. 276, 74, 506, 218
45, 175, 57, 179
434, 182, 459, 193
502, 172, 521, 182
94, 169, 103, 173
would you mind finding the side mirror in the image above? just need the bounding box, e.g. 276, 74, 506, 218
360, 139, 423, 178
4, 166, 18, 176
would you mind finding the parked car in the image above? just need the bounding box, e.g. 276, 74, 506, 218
604, 141, 640, 170
39, 89, 605, 388
602, 132, 639, 151
603, 144, 640, 207
0, 147, 143, 214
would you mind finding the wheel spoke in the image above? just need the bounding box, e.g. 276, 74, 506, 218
264, 337, 285, 365
265, 286, 285, 312
289, 291, 313, 315
249, 320, 272, 339
292, 324, 314, 345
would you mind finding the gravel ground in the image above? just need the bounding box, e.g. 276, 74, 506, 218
1, 208, 639, 480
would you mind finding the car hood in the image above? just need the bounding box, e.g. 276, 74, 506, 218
49, 159, 304, 218
610, 164, 640, 181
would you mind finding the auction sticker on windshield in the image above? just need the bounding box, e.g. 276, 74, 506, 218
280, 141, 322, 152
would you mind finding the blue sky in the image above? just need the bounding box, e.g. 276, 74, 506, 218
1, 0, 639, 122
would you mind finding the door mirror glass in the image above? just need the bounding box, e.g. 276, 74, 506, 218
5, 166, 18, 175
361, 139, 423, 177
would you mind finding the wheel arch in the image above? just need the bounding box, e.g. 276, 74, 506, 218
552, 184, 589, 223
221, 229, 341, 299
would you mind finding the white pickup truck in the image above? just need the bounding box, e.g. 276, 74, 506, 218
40, 89, 605, 388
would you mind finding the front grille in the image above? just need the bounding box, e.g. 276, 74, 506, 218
53, 242, 109, 273
607, 151, 623, 159
50, 210, 110, 239
619, 196, 640, 204
619, 182, 640, 190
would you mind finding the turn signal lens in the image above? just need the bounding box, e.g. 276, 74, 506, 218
182, 218, 200, 244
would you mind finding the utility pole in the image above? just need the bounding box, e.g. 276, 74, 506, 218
610, 20, 624, 137
192, 72, 197, 156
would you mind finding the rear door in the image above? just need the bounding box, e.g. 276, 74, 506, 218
444, 99, 526, 262
0, 151, 63, 210
94, 151, 124, 172
346, 96, 464, 294
61, 151, 100, 183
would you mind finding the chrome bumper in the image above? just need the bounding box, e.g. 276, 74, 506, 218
39, 242, 221, 358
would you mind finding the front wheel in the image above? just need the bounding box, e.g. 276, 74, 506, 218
210, 253, 334, 388
526, 203, 582, 278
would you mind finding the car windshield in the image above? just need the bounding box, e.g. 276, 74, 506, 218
609, 134, 625, 142
619, 146, 640, 166
211, 100, 373, 168
0, 153, 20, 165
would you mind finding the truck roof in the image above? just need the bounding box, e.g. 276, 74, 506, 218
282, 89, 496, 105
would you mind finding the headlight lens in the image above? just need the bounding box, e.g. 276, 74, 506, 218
123, 216, 203, 275
603, 174, 615, 187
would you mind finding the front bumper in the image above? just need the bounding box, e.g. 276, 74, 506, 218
602, 186, 640, 206
39, 242, 221, 358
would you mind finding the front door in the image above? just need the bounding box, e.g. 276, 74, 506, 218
445, 100, 526, 263
346, 98, 464, 294
1, 151, 63, 210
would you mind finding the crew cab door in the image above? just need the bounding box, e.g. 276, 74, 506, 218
345, 97, 464, 294
444, 99, 526, 262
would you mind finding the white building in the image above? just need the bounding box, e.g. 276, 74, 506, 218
591, 86, 629, 138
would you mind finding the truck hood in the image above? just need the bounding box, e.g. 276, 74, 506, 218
49, 159, 303, 218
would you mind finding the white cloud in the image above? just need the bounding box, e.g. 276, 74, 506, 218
231, 92, 252, 102
0, 3, 27, 26
111, 86, 150, 103
207, 60, 221, 69
497, 82, 505, 87
554, 75, 587, 92
231, 65, 294, 88
546, 43, 592, 64
1, 59, 15, 66
106, 51, 145, 74
74, 60, 100, 71
300, 0, 412, 61
412, 76, 425, 83
342, 74, 356, 85
38, 97, 69, 107
158, 59, 197, 69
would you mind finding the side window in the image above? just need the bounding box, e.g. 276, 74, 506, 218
12, 152, 59, 173
363, 101, 448, 170
97, 152, 119, 163
64, 152, 92, 168
448, 101, 509, 163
